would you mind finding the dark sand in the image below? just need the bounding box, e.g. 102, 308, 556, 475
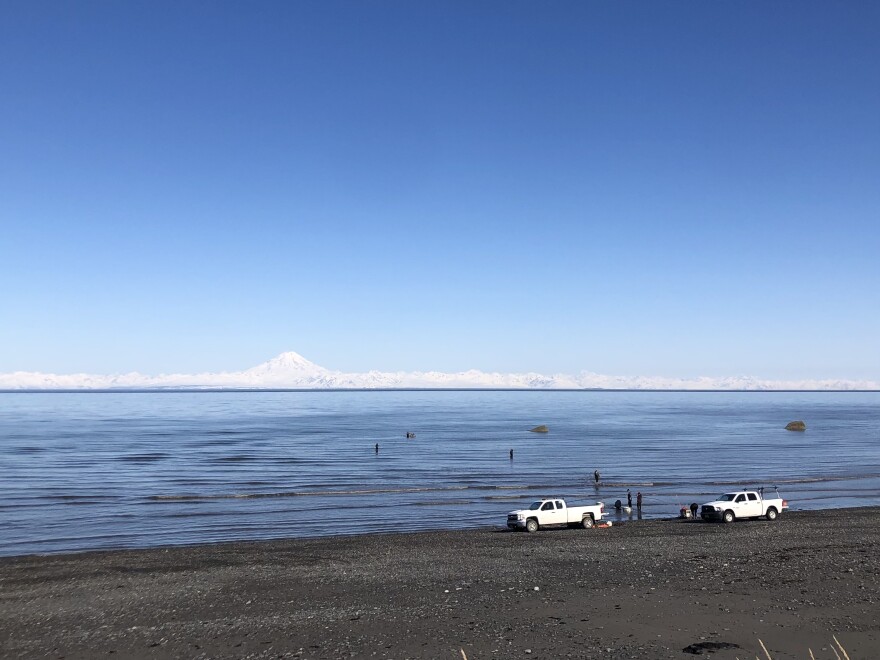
1, 508, 878, 659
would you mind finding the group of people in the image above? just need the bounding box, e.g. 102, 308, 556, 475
626, 488, 643, 511
611, 489, 643, 512
595, 468, 645, 513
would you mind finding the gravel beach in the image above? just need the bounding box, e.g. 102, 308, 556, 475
1, 508, 877, 660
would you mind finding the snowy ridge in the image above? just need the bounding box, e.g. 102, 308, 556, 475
0, 351, 877, 391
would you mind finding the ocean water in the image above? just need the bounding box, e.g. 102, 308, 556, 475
1, 390, 878, 556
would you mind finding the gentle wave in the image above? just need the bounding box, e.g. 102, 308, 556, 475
149, 485, 474, 501
146, 483, 612, 502
583, 475, 878, 488
414, 499, 474, 506
118, 453, 170, 463
144, 473, 880, 503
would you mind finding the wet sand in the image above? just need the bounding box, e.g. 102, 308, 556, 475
1, 508, 878, 659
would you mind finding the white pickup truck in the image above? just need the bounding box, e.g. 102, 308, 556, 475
700, 489, 789, 523
507, 498, 604, 532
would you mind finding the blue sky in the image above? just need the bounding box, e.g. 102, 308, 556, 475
1, 2, 878, 380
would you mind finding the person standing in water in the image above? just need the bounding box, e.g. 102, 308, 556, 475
627, 489, 632, 508
594, 469, 600, 485
636, 491, 643, 511
509, 449, 514, 460
375, 443, 379, 454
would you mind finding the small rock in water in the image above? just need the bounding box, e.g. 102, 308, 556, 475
785, 420, 807, 431
529, 425, 549, 433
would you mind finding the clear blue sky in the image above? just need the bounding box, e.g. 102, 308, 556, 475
1, 2, 878, 380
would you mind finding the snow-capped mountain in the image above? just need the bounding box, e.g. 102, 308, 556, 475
240, 351, 331, 386
0, 352, 877, 391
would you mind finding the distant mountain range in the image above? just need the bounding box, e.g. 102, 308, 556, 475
0, 351, 877, 391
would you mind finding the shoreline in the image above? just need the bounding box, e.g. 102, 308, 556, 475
2, 500, 875, 561
2, 508, 878, 659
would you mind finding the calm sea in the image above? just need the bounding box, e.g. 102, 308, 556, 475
1, 391, 878, 556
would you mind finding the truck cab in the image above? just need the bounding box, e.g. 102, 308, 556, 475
531, 499, 566, 526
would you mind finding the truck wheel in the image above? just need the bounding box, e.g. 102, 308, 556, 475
766, 507, 778, 521
582, 515, 594, 529
722, 510, 735, 523
526, 519, 539, 533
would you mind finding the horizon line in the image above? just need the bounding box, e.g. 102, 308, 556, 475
2, 388, 879, 394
